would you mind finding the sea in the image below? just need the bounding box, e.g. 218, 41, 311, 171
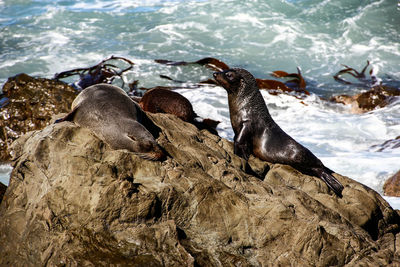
1, 0, 400, 207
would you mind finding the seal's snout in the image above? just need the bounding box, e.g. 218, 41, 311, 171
213, 71, 231, 92
213, 71, 224, 82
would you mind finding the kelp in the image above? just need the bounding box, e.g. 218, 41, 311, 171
157, 74, 217, 88
259, 67, 309, 95
256, 79, 292, 94
156, 57, 310, 95
155, 57, 230, 72
333, 61, 374, 86
54, 56, 134, 90
330, 61, 400, 113
271, 67, 307, 90
51, 55, 312, 97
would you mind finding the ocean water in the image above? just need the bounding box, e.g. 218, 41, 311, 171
1, 0, 399, 206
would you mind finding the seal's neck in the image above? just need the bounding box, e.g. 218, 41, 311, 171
238, 86, 270, 114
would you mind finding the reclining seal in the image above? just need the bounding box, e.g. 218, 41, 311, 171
56, 83, 164, 160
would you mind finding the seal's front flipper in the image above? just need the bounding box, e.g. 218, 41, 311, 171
54, 107, 78, 123
234, 121, 252, 160
313, 167, 344, 197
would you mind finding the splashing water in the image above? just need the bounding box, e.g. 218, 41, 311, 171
0, 0, 399, 206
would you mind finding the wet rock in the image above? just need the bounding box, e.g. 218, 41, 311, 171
1, 113, 400, 266
0, 73, 77, 162
384, 170, 400, 197
330, 85, 400, 113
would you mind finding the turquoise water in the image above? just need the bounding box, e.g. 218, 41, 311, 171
1, 0, 399, 93
1, 0, 400, 206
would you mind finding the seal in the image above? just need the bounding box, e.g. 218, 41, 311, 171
213, 68, 344, 196
139, 88, 195, 122
56, 83, 164, 160
135, 88, 220, 135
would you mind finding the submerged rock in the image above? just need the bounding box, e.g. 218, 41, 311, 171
1, 113, 400, 266
0, 73, 77, 162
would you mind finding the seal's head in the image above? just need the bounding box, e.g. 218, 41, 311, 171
213, 68, 258, 94
126, 120, 165, 161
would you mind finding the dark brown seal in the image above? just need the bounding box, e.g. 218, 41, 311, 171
56, 84, 164, 160
135, 88, 220, 135
213, 68, 344, 196
139, 88, 195, 121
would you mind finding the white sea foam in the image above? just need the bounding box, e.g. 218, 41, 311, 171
69, 0, 199, 13
269, 24, 300, 45
0, 164, 12, 186
226, 13, 265, 28
152, 24, 185, 42
384, 196, 400, 209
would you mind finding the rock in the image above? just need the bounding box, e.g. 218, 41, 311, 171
330, 85, 400, 114
0, 182, 6, 204
1, 113, 400, 266
0, 73, 77, 162
384, 170, 400, 197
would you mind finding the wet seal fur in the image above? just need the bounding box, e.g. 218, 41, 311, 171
134, 88, 220, 135
214, 68, 344, 196
56, 83, 164, 160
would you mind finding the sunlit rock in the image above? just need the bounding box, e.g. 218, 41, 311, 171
1, 112, 399, 266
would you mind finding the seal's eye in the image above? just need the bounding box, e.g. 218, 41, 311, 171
225, 71, 235, 81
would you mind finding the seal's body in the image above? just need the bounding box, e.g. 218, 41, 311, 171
57, 84, 164, 160
214, 68, 344, 196
139, 88, 196, 122
135, 88, 220, 135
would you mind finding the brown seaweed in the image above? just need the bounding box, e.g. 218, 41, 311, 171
333, 61, 372, 86
158, 75, 217, 88
271, 67, 307, 91
256, 78, 309, 96
271, 70, 289, 78
156, 57, 310, 95
256, 79, 292, 93
54, 55, 134, 89
194, 57, 230, 71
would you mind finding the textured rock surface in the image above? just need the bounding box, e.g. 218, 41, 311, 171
1, 113, 400, 266
384, 170, 400, 197
0, 73, 77, 161
330, 85, 400, 114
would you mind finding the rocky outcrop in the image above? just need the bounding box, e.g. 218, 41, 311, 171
384, 170, 400, 197
1, 113, 400, 266
330, 85, 400, 114
0, 73, 77, 162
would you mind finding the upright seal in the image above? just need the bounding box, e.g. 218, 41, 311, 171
214, 68, 344, 196
56, 83, 164, 160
